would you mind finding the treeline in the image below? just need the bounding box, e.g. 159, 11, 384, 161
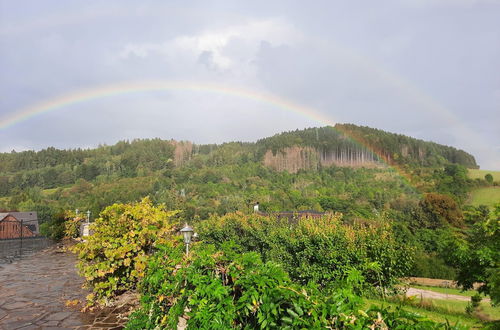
0, 139, 175, 195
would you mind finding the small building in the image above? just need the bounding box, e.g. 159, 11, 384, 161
0, 212, 38, 239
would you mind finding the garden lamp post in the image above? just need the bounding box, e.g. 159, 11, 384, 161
180, 223, 194, 256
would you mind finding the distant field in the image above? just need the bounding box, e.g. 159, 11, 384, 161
365, 298, 485, 328
468, 187, 500, 208
468, 169, 500, 181
42, 187, 70, 196
42, 188, 59, 195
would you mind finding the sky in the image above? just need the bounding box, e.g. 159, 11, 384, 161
0, 0, 499, 169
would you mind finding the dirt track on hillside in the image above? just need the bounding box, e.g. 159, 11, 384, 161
407, 287, 471, 301
406, 287, 491, 303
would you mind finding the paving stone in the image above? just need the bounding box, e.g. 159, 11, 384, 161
2, 301, 33, 310
2, 311, 36, 323
42, 320, 61, 326
92, 323, 120, 328
45, 311, 73, 321
61, 316, 84, 327
2, 319, 34, 329
15, 324, 38, 330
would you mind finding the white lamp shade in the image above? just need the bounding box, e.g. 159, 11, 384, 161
180, 224, 194, 244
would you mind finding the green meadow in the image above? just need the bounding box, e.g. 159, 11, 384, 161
468, 187, 500, 208
364, 298, 494, 328
468, 169, 500, 182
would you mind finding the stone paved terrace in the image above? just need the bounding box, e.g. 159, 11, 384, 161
0, 245, 131, 329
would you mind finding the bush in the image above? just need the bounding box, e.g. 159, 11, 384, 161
71, 197, 177, 304
411, 252, 457, 279
64, 211, 83, 238
39, 211, 67, 240
198, 212, 414, 290
127, 242, 452, 329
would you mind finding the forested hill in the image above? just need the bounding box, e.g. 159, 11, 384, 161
0, 124, 477, 186
257, 125, 477, 170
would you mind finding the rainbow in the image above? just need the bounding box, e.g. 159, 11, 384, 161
0, 81, 337, 130
0, 80, 417, 190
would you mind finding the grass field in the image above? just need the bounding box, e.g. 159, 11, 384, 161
42, 188, 60, 195
42, 187, 71, 196
367, 292, 500, 328
468, 187, 500, 208
365, 298, 485, 328
468, 169, 500, 182
428, 299, 500, 322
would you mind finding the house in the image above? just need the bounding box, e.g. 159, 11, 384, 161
0, 212, 38, 239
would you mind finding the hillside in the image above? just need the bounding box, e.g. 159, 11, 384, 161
0, 124, 478, 195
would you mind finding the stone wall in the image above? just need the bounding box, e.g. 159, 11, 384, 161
0, 237, 54, 263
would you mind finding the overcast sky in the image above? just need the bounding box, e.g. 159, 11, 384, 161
0, 0, 499, 169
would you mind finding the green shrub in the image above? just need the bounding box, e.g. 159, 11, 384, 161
198, 212, 414, 289
71, 197, 177, 304
411, 252, 457, 279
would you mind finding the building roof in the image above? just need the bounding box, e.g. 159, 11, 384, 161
0, 212, 38, 222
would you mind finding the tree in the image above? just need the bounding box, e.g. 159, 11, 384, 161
450, 203, 500, 304
485, 173, 494, 184
419, 193, 464, 228
435, 164, 470, 201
